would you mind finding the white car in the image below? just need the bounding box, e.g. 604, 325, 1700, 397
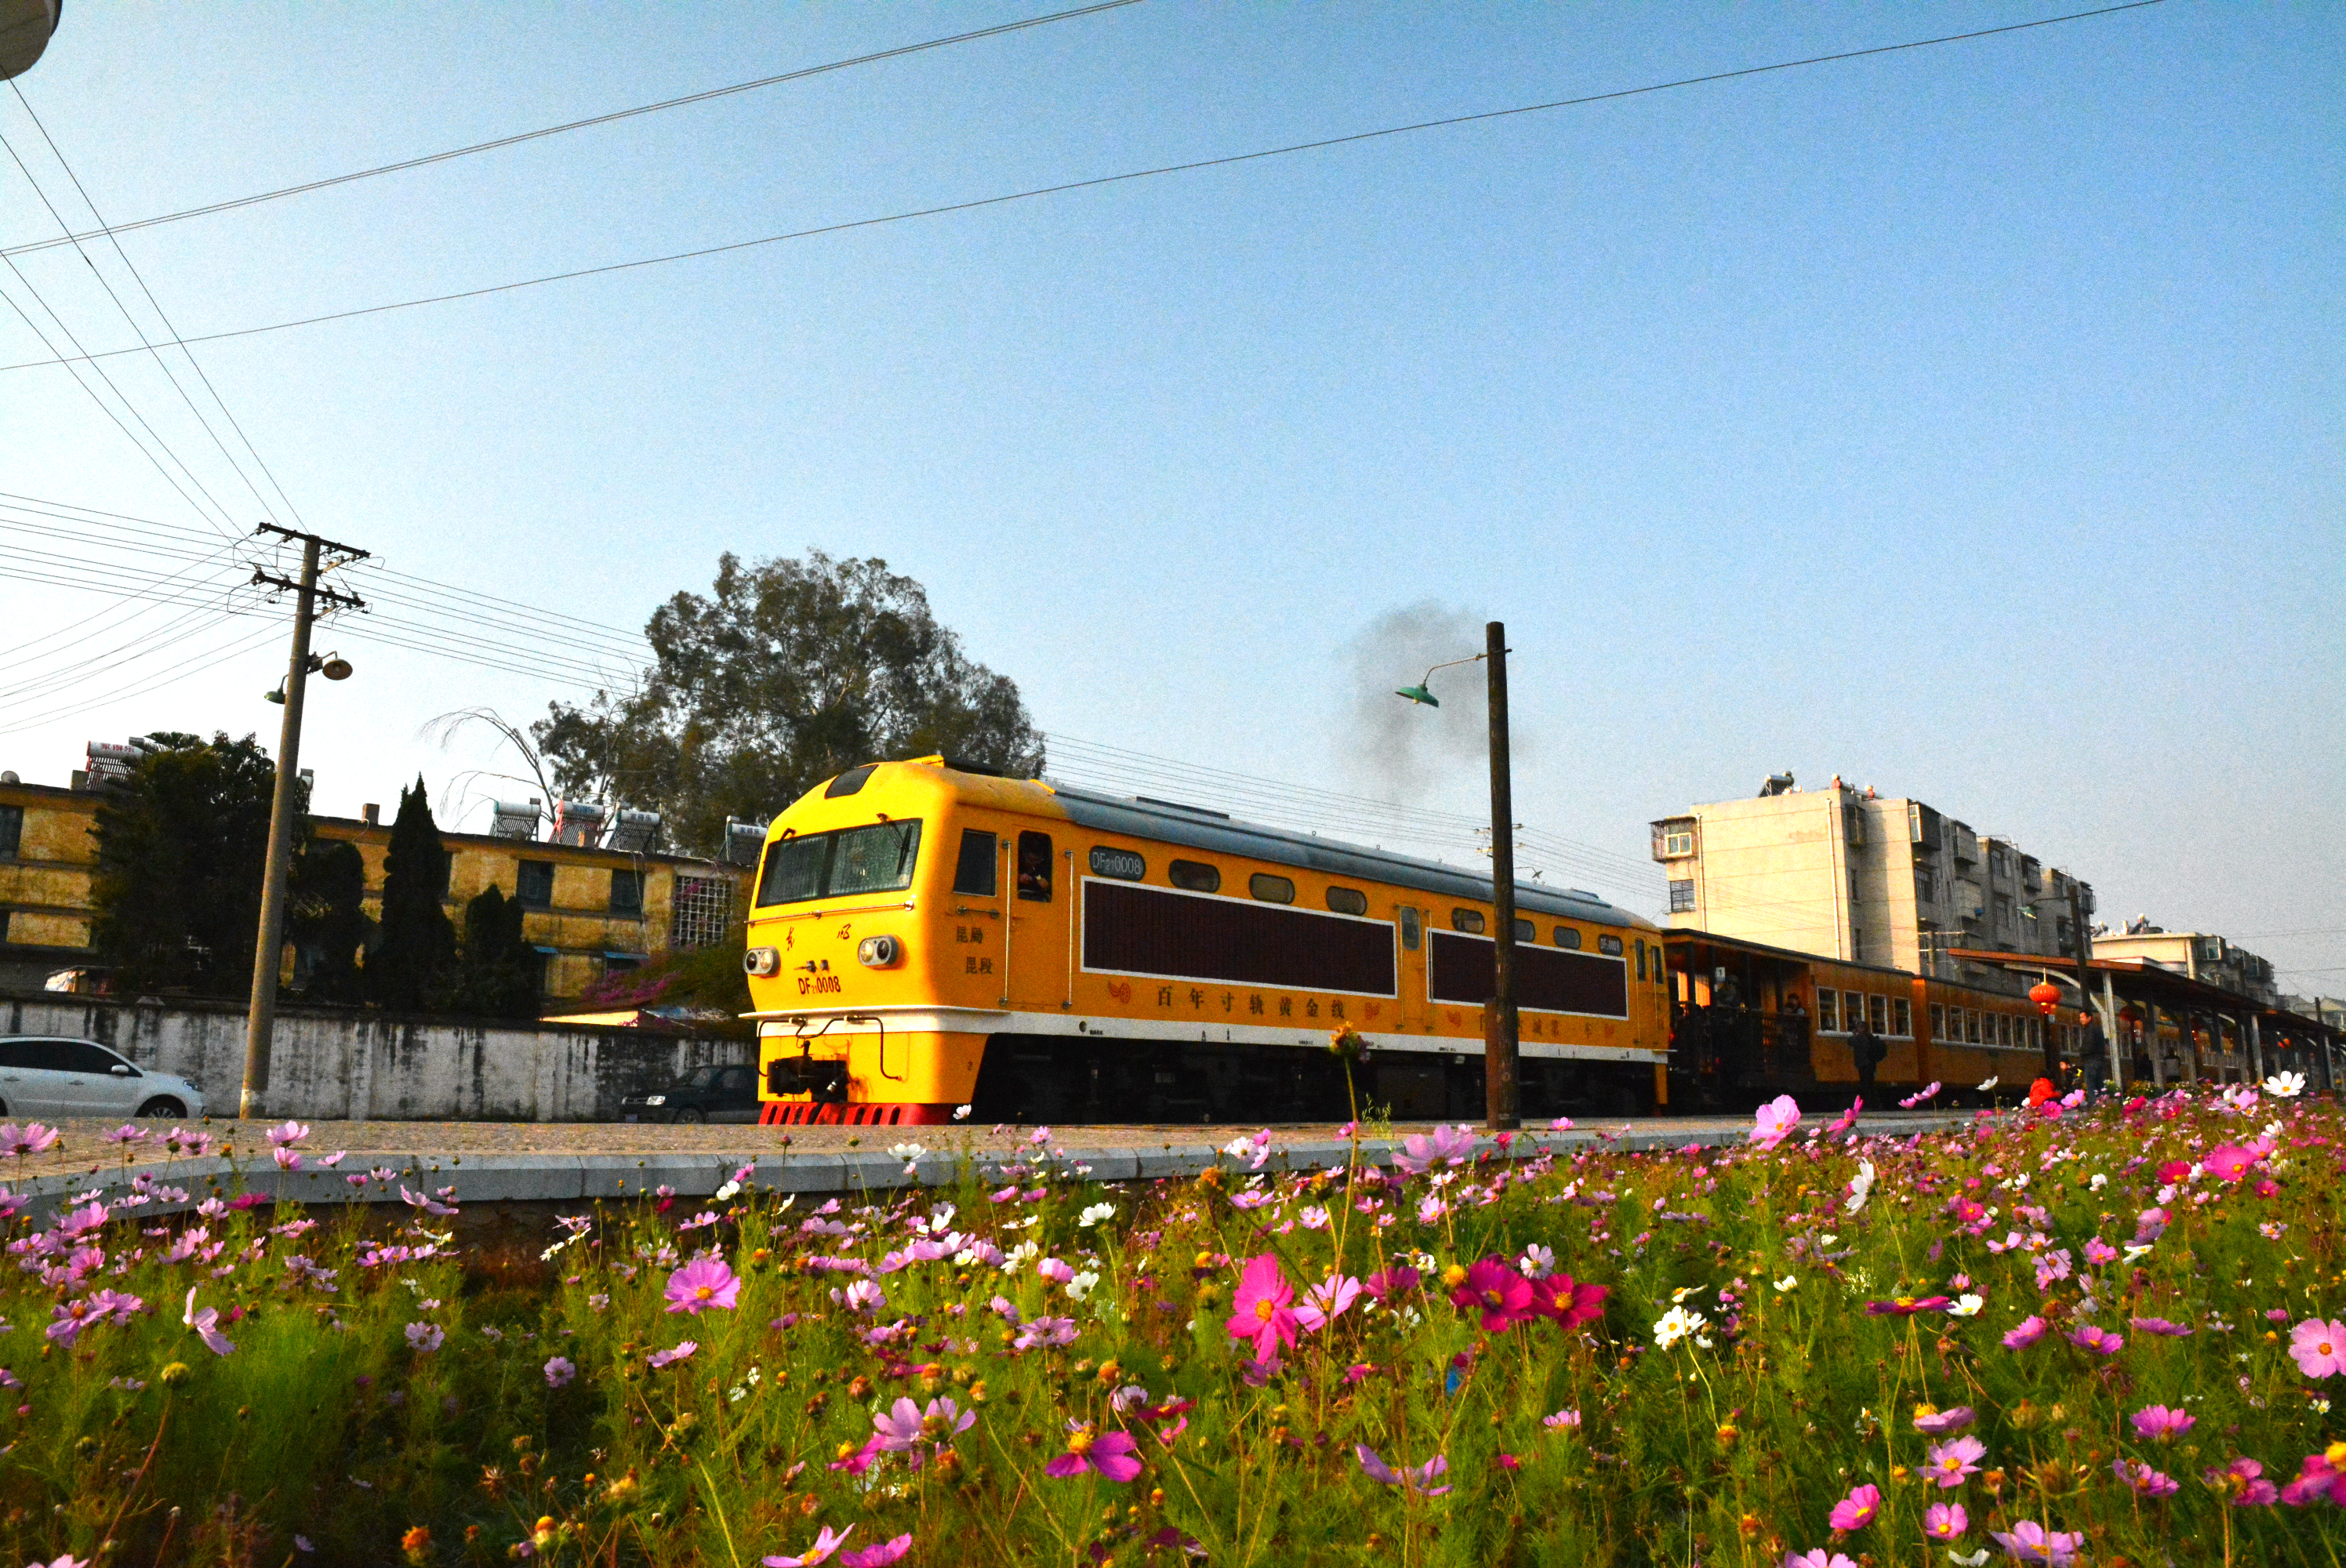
0, 1036, 205, 1120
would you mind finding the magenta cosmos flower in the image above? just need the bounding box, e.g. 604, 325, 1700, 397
647, 1341, 697, 1370
1925, 1436, 1985, 1489
1532, 1275, 1609, 1330
1865, 1295, 1951, 1316
2289, 1317, 2346, 1379
1913, 1406, 1976, 1436
1226, 1254, 1298, 1363
1781, 1552, 1855, 1568
664, 1257, 740, 1315
543, 1356, 576, 1388
1749, 1094, 1801, 1151
1044, 1424, 1142, 1483
2202, 1143, 2258, 1183
2279, 1444, 2346, 1508
1356, 1444, 1451, 1496
763, 1525, 855, 1566
2067, 1324, 2123, 1356
1827, 1483, 1881, 1532
1451, 1258, 1534, 1331
2207, 1457, 2279, 1507
2112, 1458, 2179, 1498
1987, 1521, 2083, 1565
2130, 1404, 2194, 1441
1923, 1502, 1968, 1540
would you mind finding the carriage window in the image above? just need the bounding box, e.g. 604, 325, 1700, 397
1868, 993, 1889, 1033
952, 829, 998, 897
1815, 990, 1839, 1032
1088, 846, 1146, 880
1451, 908, 1486, 935
1168, 859, 1221, 894
1844, 992, 1864, 1029
1929, 1002, 1945, 1039
1892, 997, 1912, 1036
1325, 886, 1368, 916
1514, 918, 1534, 941
1249, 873, 1295, 905
1552, 926, 1582, 949
1015, 832, 1054, 902
1598, 934, 1624, 956
1398, 906, 1422, 950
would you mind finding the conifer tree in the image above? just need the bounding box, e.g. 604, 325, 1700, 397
453, 884, 540, 1018
369, 777, 454, 1011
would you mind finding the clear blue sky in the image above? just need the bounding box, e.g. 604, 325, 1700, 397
1, 2, 2338, 987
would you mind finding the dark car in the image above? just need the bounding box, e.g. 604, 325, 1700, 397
619, 1062, 759, 1124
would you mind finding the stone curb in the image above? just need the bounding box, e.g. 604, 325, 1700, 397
5, 1116, 1956, 1225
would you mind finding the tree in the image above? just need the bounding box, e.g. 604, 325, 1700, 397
534, 550, 1044, 855
368, 777, 455, 1011
450, 885, 541, 1019
289, 839, 369, 1003
89, 731, 289, 997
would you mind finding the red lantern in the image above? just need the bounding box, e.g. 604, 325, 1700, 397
2028, 979, 2061, 1017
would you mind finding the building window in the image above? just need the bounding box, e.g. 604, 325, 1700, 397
1816, 990, 1839, 1032
609, 869, 643, 916
0, 909, 9, 945
1553, 926, 1583, 949
1849, 869, 1863, 904
0, 804, 20, 859
952, 830, 998, 897
1324, 886, 1368, 916
602, 953, 645, 979
1892, 997, 1912, 1036
1850, 930, 1865, 961
517, 860, 555, 909
1451, 908, 1486, 935
1168, 859, 1220, 894
1667, 879, 1695, 913
1915, 867, 1936, 902
1993, 894, 2012, 933
670, 875, 734, 949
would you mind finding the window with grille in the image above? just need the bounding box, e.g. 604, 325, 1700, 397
0, 804, 20, 859
1667, 879, 1695, 913
670, 874, 735, 950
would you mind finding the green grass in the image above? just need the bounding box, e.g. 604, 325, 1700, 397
2, 1087, 2341, 1566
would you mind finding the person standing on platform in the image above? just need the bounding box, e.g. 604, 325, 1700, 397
2077, 1011, 2110, 1102
1850, 1014, 1883, 1105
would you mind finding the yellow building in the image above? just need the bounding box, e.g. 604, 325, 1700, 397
0, 775, 742, 1003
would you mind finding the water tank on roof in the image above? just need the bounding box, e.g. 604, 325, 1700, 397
723, 817, 767, 868
606, 809, 662, 854
551, 799, 607, 848
489, 800, 543, 840
1, 0, 61, 81
83, 741, 147, 789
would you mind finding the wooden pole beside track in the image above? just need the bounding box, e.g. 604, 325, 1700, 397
1484, 621, 1520, 1132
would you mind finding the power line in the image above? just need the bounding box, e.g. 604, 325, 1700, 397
0, 1, 1145, 260
0, 1, 2168, 377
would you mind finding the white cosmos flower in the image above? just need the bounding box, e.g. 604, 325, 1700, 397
1066, 1270, 1100, 1301
1653, 1305, 1708, 1350
1077, 1202, 1117, 1229
1773, 1275, 1799, 1294
2264, 1071, 2305, 1098
1844, 1160, 1877, 1215
1975, 1076, 1999, 1093
1949, 1294, 1985, 1318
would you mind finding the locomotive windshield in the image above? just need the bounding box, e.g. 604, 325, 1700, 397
755, 820, 924, 908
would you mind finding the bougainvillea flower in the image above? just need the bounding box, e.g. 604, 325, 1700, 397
1226, 1254, 1298, 1363
1923, 1502, 1968, 1540
2112, 1458, 2180, 1497
1451, 1258, 1534, 1331
1987, 1521, 2083, 1565
664, 1257, 740, 1315
2002, 1316, 2048, 1349
2206, 1457, 2279, 1506
1926, 1436, 1985, 1488
2130, 1405, 2195, 1441
1749, 1095, 1802, 1150
1355, 1444, 1451, 1496
1912, 1406, 1976, 1436
1044, 1425, 1141, 1483
1865, 1296, 1950, 1316
1827, 1483, 1880, 1532
2289, 1318, 2346, 1379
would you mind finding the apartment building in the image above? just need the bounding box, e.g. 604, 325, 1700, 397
2093, 927, 2280, 1007
1651, 775, 2094, 989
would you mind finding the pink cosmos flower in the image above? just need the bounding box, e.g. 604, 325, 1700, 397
1986, 1521, 2083, 1565
2129, 1316, 2192, 1337
1392, 1123, 1476, 1175
841, 1279, 885, 1315
1037, 1258, 1075, 1286
1926, 1436, 1985, 1488
1781, 1552, 1855, 1568
1356, 1444, 1451, 1496
1827, 1483, 1880, 1532
1827, 1099, 1861, 1136
1011, 1316, 1078, 1352
836, 1538, 913, 1568
647, 1341, 697, 1370
543, 1356, 576, 1388
2130, 1404, 2195, 1441
2278, 1446, 2346, 1508
2067, 1325, 2123, 1356
1865, 1296, 1951, 1316
263, 1120, 310, 1149
1900, 1082, 1943, 1109
1750, 1095, 1802, 1151
1913, 1406, 1976, 1436
2288, 1317, 2346, 1379
1543, 1409, 1582, 1431
2112, 1457, 2179, 1497
2083, 1239, 2119, 1267
2203, 1143, 2257, 1182
2002, 1316, 2048, 1350
405, 1322, 444, 1352
1294, 1274, 1362, 1334
1451, 1257, 1534, 1331
1226, 1254, 1298, 1363
2206, 1456, 2279, 1506
1923, 1502, 1968, 1540
664, 1256, 740, 1315
1531, 1275, 1609, 1330
181, 1287, 234, 1356
0, 1122, 60, 1157
1044, 1424, 1142, 1483
763, 1525, 855, 1566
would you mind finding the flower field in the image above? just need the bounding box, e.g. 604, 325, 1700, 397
2, 1079, 2343, 1567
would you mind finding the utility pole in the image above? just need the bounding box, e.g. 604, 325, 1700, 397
1484, 621, 1520, 1131
242, 525, 366, 1119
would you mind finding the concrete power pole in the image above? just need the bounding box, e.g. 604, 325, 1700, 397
1484, 621, 1520, 1131
241, 527, 366, 1119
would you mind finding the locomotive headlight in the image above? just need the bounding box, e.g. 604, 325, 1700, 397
855, 934, 902, 969
743, 946, 782, 978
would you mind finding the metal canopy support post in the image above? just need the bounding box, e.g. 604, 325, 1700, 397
2248, 1013, 2264, 1084
2146, 1001, 2166, 1090
2102, 971, 2124, 1094
1484, 620, 1520, 1132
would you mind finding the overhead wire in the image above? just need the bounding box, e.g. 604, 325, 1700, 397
0, 0, 1146, 260
0, 1, 2168, 376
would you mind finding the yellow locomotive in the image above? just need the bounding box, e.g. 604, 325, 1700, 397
743, 757, 1671, 1126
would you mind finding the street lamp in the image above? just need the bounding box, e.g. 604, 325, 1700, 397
1396, 622, 1519, 1131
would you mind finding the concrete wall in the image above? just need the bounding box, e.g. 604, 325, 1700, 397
0, 990, 747, 1121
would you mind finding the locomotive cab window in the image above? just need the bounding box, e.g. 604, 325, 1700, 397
1553, 926, 1582, 949
1016, 832, 1054, 902
1451, 909, 1485, 935
1398, 906, 1422, 950
1168, 859, 1221, 894
953, 829, 999, 897
756, 820, 924, 908
1249, 873, 1295, 905
1325, 886, 1368, 916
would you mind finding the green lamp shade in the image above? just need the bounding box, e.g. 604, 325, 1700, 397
1394, 684, 1439, 707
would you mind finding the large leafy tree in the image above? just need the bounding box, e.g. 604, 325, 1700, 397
89, 731, 289, 996
368, 777, 455, 1011
534, 550, 1044, 853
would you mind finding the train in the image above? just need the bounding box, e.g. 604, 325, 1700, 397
741, 757, 2083, 1125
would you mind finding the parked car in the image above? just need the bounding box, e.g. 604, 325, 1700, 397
0, 1036, 205, 1120
619, 1062, 759, 1124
